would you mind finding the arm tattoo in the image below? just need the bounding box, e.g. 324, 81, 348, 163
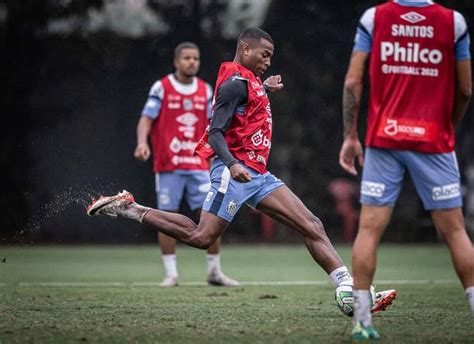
342, 88, 358, 139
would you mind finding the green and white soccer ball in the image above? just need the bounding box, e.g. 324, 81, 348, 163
335, 281, 375, 317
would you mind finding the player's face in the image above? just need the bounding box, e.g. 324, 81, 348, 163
244, 39, 274, 77
174, 48, 200, 77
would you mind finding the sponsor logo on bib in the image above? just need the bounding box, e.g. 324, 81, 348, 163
381, 42, 443, 64
377, 116, 437, 142
400, 12, 426, 24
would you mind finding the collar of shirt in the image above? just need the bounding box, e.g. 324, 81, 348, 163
168, 73, 198, 95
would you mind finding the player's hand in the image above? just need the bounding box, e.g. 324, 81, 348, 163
229, 164, 252, 183
339, 137, 364, 176
134, 143, 151, 161
263, 75, 284, 93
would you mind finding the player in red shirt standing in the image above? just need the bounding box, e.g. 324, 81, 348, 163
88, 28, 396, 313
340, 0, 474, 339
134, 42, 238, 287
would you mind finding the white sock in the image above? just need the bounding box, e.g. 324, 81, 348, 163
119, 203, 151, 223
162, 254, 178, 278
207, 254, 221, 274
353, 289, 373, 327
137, 205, 151, 223
329, 266, 352, 286
466, 286, 474, 316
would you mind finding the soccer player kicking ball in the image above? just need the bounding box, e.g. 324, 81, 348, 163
340, 0, 474, 340
88, 28, 396, 314
134, 42, 238, 288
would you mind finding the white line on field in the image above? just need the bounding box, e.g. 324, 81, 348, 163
5, 279, 458, 288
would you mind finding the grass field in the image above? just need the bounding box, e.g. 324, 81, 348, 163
0, 245, 472, 343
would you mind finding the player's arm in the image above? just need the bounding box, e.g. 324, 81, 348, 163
134, 116, 153, 161
339, 51, 369, 176
340, 8, 373, 176
134, 81, 163, 161
208, 77, 252, 182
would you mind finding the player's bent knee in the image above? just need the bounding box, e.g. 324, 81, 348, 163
312, 216, 325, 232
189, 232, 215, 250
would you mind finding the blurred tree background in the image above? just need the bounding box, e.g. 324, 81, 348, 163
1, 0, 473, 244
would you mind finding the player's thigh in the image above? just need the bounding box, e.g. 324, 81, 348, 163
256, 185, 320, 235
155, 172, 185, 211
246, 171, 284, 209
360, 148, 405, 207
403, 151, 462, 211
184, 171, 211, 211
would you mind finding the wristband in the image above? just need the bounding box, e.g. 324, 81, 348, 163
227, 160, 239, 168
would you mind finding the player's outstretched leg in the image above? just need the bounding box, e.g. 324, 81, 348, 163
87, 190, 229, 250
257, 186, 346, 274
256, 186, 396, 310
88, 191, 239, 286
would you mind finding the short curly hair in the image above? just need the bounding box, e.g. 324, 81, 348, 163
237, 28, 273, 45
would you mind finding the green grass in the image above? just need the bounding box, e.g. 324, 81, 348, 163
0, 245, 472, 343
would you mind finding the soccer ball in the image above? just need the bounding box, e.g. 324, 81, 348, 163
335, 281, 375, 317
